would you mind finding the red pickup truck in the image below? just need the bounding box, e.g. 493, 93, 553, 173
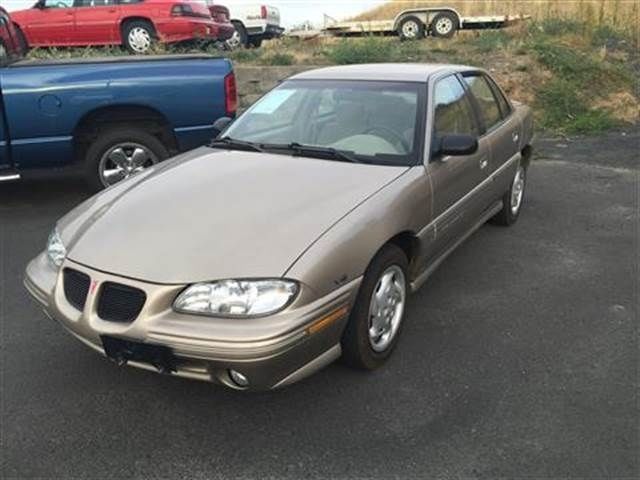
11, 0, 235, 54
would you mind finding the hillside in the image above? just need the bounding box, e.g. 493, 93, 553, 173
351, 0, 639, 34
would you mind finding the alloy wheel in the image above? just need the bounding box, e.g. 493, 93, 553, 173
98, 143, 158, 187
368, 265, 406, 353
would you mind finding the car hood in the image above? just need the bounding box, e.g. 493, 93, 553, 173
60, 148, 408, 284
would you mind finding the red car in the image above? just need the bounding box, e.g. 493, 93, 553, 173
11, 0, 234, 54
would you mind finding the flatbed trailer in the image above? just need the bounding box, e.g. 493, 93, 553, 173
324, 7, 530, 40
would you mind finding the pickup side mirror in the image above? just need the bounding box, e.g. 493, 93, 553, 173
436, 134, 479, 157
212, 116, 233, 138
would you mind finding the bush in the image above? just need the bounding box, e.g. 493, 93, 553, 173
469, 31, 511, 52
228, 48, 262, 63
261, 53, 295, 66
324, 36, 394, 64
529, 18, 583, 37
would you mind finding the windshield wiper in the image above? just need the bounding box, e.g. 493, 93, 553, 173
264, 142, 362, 164
209, 137, 264, 153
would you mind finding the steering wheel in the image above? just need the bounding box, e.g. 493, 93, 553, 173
364, 126, 410, 153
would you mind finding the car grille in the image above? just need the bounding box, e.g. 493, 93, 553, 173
63, 268, 91, 311
97, 282, 146, 323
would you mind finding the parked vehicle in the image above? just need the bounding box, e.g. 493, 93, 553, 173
207, 2, 235, 42
10, 0, 225, 54
25, 63, 533, 391
325, 7, 530, 40
214, 2, 284, 48
0, 19, 237, 189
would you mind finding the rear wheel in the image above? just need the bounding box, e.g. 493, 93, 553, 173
83, 127, 169, 191
397, 16, 425, 41
490, 164, 527, 226
431, 12, 458, 38
249, 36, 263, 48
341, 244, 409, 370
122, 20, 156, 54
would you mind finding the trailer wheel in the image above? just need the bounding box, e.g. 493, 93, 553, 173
397, 16, 425, 41
431, 12, 458, 38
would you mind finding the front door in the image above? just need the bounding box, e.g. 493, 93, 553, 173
25, 0, 76, 45
73, 0, 121, 44
424, 74, 488, 261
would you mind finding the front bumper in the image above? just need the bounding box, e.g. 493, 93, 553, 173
24, 253, 361, 390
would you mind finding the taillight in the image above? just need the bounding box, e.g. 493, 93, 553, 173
171, 3, 193, 16
224, 72, 238, 117
260, 5, 267, 19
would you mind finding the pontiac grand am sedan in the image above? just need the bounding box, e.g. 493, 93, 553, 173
25, 64, 533, 391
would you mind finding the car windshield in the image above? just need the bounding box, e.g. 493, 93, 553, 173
221, 80, 425, 166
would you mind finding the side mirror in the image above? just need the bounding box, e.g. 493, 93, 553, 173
437, 134, 479, 157
212, 116, 233, 138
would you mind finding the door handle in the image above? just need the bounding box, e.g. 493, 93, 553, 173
479, 157, 489, 170
512, 131, 520, 144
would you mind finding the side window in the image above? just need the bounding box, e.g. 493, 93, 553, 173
432, 75, 479, 139
44, 0, 74, 7
486, 76, 512, 117
462, 74, 502, 130
76, 0, 116, 6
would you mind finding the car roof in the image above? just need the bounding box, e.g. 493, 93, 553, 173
289, 63, 478, 83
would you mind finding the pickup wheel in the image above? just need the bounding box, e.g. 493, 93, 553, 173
431, 12, 458, 38
490, 164, 527, 226
122, 20, 156, 54
341, 244, 408, 370
227, 21, 248, 49
84, 128, 169, 191
397, 16, 425, 41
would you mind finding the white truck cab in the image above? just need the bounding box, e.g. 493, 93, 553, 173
222, 2, 284, 48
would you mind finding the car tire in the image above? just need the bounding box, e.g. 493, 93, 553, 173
84, 127, 169, 191
227, 21, 248, 49
490, 163, 527, 226
397, 16, 425, 41
341, 244, 409, 370
122, 20, 156, 54
431, 12, 458, 38
249, 36, 263, 48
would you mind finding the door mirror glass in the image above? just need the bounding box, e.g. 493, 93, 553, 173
437, 134, 478, 157
212, 116, 233, 138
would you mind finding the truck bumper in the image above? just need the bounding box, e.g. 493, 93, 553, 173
246, 24, 285, 39
24, 253, 360, 390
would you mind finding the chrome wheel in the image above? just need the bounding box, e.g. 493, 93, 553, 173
98, 143, 158, 187
435, 17, 454, 36
128, 27, 151, 53
226, 30, 242, 49
402, 20, 420, 39
368, 265, 406, 353
510, 166, 526, 215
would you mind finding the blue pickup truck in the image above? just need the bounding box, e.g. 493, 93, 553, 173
0, 9, 236, 190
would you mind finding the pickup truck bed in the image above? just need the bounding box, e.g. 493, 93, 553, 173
0, 54, 236, 189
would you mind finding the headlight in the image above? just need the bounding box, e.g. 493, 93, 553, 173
174, 279, 298, 317
46, 228, 66, 268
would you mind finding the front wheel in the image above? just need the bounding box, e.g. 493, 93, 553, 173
83, 127, 169, 191
397, 16, 425, 41
490, 164, 527, 226
341, 244, 409, 370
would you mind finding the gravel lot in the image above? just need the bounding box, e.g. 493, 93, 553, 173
1, 130, 638, 479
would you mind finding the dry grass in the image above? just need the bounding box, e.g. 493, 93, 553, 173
352, 0, 640, 34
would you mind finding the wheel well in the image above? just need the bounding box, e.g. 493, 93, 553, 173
120, 17, 156, 35
386, 232, 420, 269
522, 144, 533, 169
73, 105, 177, 163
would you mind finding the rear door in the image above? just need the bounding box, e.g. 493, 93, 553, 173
461, 72, 521, 198
25, 0, 76, 45
73, 0, 121, 44
425, 74, 489, 258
